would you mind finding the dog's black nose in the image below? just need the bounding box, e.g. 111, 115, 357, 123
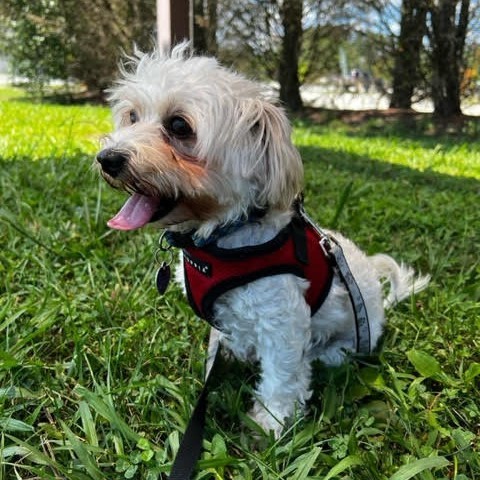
96, 149, 127, 177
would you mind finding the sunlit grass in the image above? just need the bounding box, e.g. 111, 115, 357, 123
0, 97, 111, 159
1, 88, 479, 479
0, 86, 26, 101
293, 120, 480, 180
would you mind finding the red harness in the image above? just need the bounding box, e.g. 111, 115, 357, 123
178, 217, 333, 328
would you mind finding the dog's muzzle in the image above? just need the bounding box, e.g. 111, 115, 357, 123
96, 149, 127, 178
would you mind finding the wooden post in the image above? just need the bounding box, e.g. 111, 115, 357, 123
157, 0, 193, 51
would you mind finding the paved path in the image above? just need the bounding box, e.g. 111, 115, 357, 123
1, 74, 478, 115
300, 84, 480, 116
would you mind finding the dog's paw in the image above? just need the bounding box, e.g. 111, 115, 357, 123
248, 401, 285, 439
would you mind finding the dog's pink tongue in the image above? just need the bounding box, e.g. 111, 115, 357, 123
107, 193, 160, 230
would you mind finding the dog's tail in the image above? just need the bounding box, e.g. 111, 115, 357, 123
369, 254, 430, 309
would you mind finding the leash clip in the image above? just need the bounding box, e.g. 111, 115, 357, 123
319, 235, 333, 259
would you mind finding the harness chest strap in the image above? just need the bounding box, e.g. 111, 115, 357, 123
180, 217, 334, 328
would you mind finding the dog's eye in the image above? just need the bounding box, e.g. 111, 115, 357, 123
166, 116, 193, 138
129, 110, 138, 124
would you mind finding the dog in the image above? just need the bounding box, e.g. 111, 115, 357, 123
96, 43, 430, 438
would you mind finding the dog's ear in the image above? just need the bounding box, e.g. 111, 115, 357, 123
243, 99, 303, 210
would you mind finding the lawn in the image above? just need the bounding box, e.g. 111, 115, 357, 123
1, 88, 479, 480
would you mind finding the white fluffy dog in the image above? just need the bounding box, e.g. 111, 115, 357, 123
96, 44, 429, 437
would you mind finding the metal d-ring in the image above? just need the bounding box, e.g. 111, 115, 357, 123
154, 231, 174, 267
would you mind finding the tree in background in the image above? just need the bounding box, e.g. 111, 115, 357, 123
389, 0, 476, 116
301, 1, 352, 86
0, 0, 156, 97
427, 0, 471, 117
217, 0, 353, 111
194, 0, 218, 55
0, 1, 71, 97
279, 0, 303, 111
389, 0, 428, 109
1, 0, 479, 117
64, 0, 156, 94
218, 0, 281, 81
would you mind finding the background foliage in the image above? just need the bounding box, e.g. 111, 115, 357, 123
0, 0, 156, 95
1, 1, 479, 115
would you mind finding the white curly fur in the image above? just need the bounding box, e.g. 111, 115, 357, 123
98, 43, 430, 438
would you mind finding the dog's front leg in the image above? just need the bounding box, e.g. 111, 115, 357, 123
250, 308, 312, 438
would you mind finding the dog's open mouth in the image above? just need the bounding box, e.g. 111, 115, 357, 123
107, 193, 176, 231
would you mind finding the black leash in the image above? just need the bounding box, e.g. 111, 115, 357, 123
168, 342, 221, 480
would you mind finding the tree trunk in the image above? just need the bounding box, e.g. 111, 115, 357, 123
194, 0, 217, 55
207, 0, 218, 55
279, 0, 303, 112
390, 0, 428, 109
428, 0, 470, 117
194, 0, 207, 53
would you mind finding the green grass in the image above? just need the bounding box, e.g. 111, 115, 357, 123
1, 87, 479, 479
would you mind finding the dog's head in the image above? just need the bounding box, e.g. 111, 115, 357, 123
97, 43, 303, 238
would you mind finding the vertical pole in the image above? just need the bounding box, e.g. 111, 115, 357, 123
157, 0, 193, 51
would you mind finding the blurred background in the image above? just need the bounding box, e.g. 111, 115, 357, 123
0, 0, 479, 117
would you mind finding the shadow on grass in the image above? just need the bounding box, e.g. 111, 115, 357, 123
298, 106, 480, 139
298, 143, 479, 288
1, 84, 105, 105
298, 144, 480, 195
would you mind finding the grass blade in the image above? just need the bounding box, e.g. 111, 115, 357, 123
323, 454, 364, 480
78, 401, 99, 447
290, 447, 321, 479
74, 386, 141, 443
0, 418, 34, 433
388, 456, 450, 480
60, 421, 103, 480
330, 180, 354, 228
